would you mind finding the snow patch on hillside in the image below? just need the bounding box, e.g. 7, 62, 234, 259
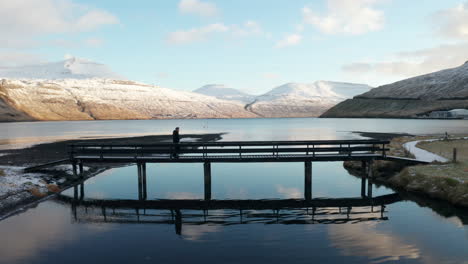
359, 62, 468, 100
194, 84, 255, 103
256, 81, 371, 103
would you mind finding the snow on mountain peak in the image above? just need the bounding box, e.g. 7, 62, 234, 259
257, 81, 370, 102
0, 57, 123, 80
194, 84, 255, 103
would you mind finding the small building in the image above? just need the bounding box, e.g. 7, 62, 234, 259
448, 109, 468, 119
428, 111, 451, 118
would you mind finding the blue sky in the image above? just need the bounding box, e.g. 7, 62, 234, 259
1, 0, 468, 94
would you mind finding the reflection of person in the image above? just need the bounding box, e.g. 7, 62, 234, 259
172, 127, 180, 158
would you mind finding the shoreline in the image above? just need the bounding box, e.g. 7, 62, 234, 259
344, 134, 468, 207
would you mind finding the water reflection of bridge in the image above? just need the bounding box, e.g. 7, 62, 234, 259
57, 193, 401, 235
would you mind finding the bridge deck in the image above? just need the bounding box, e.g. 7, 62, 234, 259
70, 139, 390, 164
73, 153, 385, 163
23, 139, 428, 171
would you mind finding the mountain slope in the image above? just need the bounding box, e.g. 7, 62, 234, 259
0, 79, 257, 121
193, 84, 255, 103
321, 62, 468, 118
247, 81, 371, 117
0, 57, 123, 80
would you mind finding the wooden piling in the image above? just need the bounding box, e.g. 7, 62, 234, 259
204, 162, 212, 200
79, 162, 84, 178
73, 186, 78, 200
80, 183, 84, 200
305, 161, 312, 201
367, 160, 373, 198
453, 148, 457, 163
361, 161, 367, 197
72, 162, 78, 178
137, 163, 143, 200
142, 163, 147, 200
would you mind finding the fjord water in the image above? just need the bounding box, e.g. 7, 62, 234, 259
1, 118, 468, 264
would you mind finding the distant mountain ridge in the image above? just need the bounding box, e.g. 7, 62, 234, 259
321, 62, 468, 118
0, 79, 256, 121
0, 58, 373, 121
194, 81, 371, 118
248, 81, 371, 117
194, 84, 255, 103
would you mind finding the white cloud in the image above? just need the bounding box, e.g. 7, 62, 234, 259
178, 0, 219, 17
83, 38, 105, 47
0, 0, 118, 48
0, 52, 45, 67
231, 21, 263, 37
302, 0, 384, 35
156, 72, 170, 79
432, 2, 468, 40
167, 21, 264, 45
276, 185, 302, 199
64, 54, 75, 60
342, 42, 468, 78
262, 73, 280, 79
275, 34, 303, 48
74, 10, 119, 32
166, 23, 229, 44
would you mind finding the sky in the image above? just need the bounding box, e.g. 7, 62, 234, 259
1, 0, 468, 94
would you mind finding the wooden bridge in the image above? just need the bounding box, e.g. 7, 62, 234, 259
60, 139, 402, 201
23, 139, 426, 201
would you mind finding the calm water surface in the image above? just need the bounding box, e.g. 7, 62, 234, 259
0, 118, 467, 264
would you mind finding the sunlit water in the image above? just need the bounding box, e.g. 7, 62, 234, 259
0, 118, 467, 264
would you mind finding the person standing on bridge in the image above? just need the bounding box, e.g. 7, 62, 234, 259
172, 127, 180, 158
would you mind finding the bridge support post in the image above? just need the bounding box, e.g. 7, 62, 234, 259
80, 183, 84, 200
305, 161, 312, 201
361, 161, 367, 197
142, 163, 147, 200
73, 185, 78, 200
204, 162, 212, 200
175, 210, 182, 235
367, 160, 374, 198
137, 163, 143, 200
79, 162, 84, 178
72, 162, 78, 179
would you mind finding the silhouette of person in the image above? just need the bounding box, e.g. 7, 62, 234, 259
172, 127, 180, 158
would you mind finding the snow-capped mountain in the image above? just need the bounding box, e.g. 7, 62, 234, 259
247, 81, 372, 117
321, 61, 468, 118
193, 84, 256, 103
0, 58, 257, 121
0, 79, 257, 121
0, 57, 123, 80
0, 57, 373, 121
357, 61, 468, 100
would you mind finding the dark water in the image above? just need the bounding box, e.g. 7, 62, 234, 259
0, 118, 467, 264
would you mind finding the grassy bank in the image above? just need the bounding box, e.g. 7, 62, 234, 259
345, 135, 468, 207
389, 138, 468, 206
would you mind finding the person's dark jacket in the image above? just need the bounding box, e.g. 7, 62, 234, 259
172, 130, 180, 143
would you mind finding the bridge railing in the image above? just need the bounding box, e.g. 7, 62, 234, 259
69, 139, 389, 160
